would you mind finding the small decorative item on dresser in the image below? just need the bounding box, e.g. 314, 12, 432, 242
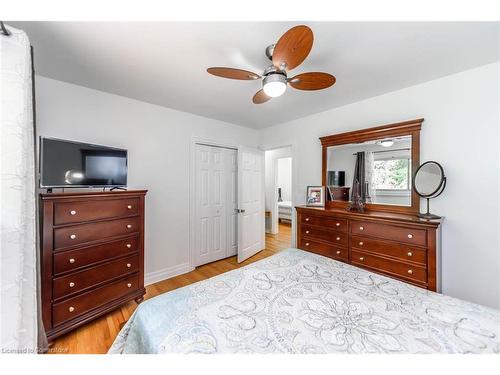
306, 186, 325, 207
346, 180, 364, 213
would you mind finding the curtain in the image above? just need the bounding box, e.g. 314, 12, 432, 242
1, 25, 38, 353
351, 152, 366, 201
365, 151, 376, 203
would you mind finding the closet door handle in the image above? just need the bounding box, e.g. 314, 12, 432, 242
235, 208, 245, 213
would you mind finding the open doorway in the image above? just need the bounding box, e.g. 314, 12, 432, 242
264, 146, 292, 251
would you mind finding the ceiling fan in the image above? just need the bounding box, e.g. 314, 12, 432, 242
207, 25, 336, 104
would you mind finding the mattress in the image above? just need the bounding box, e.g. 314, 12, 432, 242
278, 201, 292, 221
109, 249, 500, 354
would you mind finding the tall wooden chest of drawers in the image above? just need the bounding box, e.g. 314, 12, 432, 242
296, 206, 442, 291
40, 190, 147, 343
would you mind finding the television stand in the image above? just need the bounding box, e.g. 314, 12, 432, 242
110, 186, 127, 191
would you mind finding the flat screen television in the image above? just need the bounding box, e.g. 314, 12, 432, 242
40, 137, 127, 188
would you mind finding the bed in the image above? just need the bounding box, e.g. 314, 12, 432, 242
109, 249, 500, 354
278, 200, 292, 223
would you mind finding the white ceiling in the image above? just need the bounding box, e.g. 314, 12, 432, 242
9, 22, 500, 129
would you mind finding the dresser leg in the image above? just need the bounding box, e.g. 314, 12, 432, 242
135, 297, 144, 304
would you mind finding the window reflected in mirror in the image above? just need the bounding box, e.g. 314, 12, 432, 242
326, 135, 412, 206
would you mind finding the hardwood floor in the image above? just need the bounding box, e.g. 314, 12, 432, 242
49, 223, 292, 354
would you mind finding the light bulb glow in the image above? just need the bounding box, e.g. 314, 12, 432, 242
378, 140, 394, 148
262, 73, 287, 98
263, 81, 286, 97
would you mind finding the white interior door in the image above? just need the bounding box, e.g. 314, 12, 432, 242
237, 146, 265, 263
195, 144, 228, 266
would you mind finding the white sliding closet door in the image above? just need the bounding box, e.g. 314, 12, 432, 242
237, 146, 265, 263
194, 144, 237, 266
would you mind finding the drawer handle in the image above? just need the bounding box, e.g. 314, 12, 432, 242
359, 226, 364, 231
335, 222, 340, 227
127, 224, 132, 229
305, 230, 310, 234
359, 257, 364, 261
69, 282, 75, 288
127, 283, 132, 288
407, 251, 413, 257
126, 263, 132, 268
305, 218, 310, 222
69, 258, 75, 264
305, 242, 310, 246
336, 237, 341, 241
68, 306, 75, 313
359, 241, 363, 246
70, 210, 77, 216
126, 243, 132, 248
336, 250, 341, 255
127, 205, 133, 209
408, 234, 413, 239
69, 234, 76, 240
407, 269, 413, 275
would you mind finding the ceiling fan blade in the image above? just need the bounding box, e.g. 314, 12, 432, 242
207, 67, 260, 80
288, 72, 336, 90
252, 89, 272, 104
272, 25, 313, 71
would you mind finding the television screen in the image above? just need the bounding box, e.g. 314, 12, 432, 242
40, 137, 127, 188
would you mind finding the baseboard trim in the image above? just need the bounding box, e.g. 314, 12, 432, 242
144, 262, 194, 286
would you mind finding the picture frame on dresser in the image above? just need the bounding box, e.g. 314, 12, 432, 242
306, 186, 326, 207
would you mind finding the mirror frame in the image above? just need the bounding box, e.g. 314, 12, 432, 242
320, 118, 423, 214
413, 161, 446, 198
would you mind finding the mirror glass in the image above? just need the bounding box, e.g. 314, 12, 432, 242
326, 135, 412, 206
414, 162, 443, 196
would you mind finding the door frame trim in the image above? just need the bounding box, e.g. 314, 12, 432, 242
262, 143, 296, 247
189, 137, 240, 270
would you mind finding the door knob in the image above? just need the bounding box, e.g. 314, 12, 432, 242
235, 208, 246, 213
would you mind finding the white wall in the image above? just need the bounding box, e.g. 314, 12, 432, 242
264, 147, 292, 234
35, 76, 259, 284
260, 62, 500, 309
277, 157, 292, 202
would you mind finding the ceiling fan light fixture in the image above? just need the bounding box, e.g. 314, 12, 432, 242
378, 139, 395, 148
263, 73, 287, 98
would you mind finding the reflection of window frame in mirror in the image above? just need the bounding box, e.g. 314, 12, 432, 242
320, 118, 423, 214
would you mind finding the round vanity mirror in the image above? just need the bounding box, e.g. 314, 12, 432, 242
413, 161, 446, 219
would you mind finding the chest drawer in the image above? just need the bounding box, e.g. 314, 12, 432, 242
300, 213, 348, 232
301, 225, 348, 246
351, 249, 427, 284
351, 235, 427, 265
53, 236, 138, 275
53, 254, 139, 300
54, 217, 140, 249
299, 238, 348, 262
54, 198, 139, 225
53, 274, 139, 326
351, 220, 426, 246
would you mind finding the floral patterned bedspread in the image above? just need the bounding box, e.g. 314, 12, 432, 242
109, 249, 500, 354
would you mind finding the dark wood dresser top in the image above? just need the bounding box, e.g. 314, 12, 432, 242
296, 206, 443, 228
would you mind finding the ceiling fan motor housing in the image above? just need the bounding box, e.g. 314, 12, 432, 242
263, 72, 287, 86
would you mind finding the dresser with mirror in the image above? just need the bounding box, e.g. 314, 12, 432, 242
296, 118, 443, 291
